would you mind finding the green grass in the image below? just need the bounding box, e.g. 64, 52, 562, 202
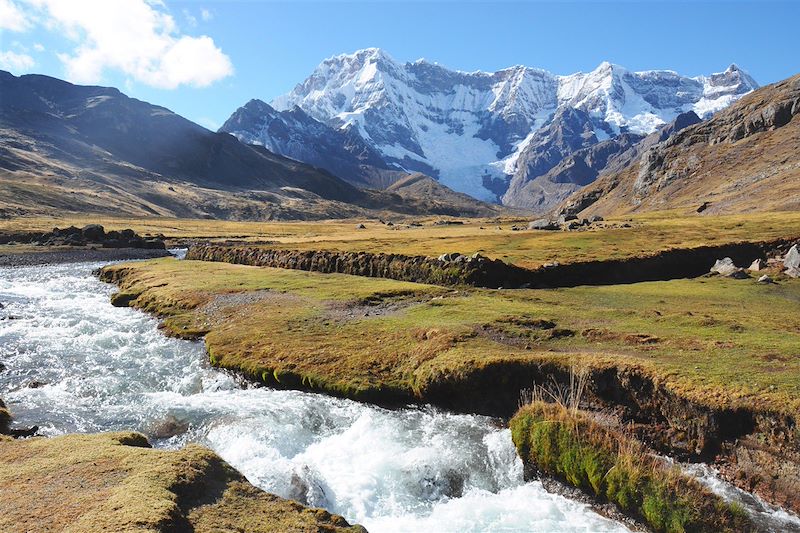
510, 402, 754, 532
100, 258, 800, 414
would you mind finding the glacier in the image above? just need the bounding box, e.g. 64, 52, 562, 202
265, 48, 758, 205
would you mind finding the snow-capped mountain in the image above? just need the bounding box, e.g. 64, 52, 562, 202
237, 48, 757, 210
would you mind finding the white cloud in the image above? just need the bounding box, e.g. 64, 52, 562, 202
0, 0, 30, 31
0, 49, 34, 71
200, 8, 212, 21
33, 42, 44, 52
25, 0, 233, 89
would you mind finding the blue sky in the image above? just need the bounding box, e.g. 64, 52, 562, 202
1, 1, 798, 130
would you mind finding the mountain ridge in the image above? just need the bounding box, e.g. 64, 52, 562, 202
556, 73, 800, 216
0, 70, 501, 220
235, 48, 757, 211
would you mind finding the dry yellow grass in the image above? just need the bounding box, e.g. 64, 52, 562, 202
5, 210, 799, 268
0, 432, 362, 533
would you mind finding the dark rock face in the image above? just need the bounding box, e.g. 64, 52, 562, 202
0, 225, 165, 249
557, 111, 702, 216
502, 108, 601, 210
220, 99, 404, 189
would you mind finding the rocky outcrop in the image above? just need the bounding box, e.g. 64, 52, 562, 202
0, 225, 166, 249
559, 73, 800, 216
0, 397, 37, 438
0, 398, 10, 435
709, 257, 749, 278
785, 244, 800, 277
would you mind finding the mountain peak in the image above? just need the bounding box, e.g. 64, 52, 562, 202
329, 47, 396, 66
267, 50, 758, 206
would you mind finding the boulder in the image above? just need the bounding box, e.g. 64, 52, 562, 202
757, 275, 774, 284
710, 257, 748, 278
81, 224, 105, 241
588, 215, 604, 223
355, 223, 366, 230
557, 214, 578, 224
748, 258, 767, 271
785, 244, 800, 270
528, 219, 558, 231
438, 252, 463, 263
786, 267, 800, 279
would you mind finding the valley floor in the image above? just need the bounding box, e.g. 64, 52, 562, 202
3, 211, 800, 530
2, 210, 799, 268
100, 250, 800, 518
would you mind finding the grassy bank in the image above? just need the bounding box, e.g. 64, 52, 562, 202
4, 210, 799, 268
0, 432, 363, 532
510, 402, 752, 532
99, 258, 800, 415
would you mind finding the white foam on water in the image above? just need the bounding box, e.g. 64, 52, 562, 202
7, 260, 789, 532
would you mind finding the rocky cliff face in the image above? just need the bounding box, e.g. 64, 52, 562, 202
557, 73, 800, 216
500, 108, 643, 209
220, 99, 405, 189
248, 48, 757, 210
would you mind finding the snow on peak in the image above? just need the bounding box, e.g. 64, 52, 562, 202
268, 50, 757, 201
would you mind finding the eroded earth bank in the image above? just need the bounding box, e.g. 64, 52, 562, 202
92, 242, 800, 531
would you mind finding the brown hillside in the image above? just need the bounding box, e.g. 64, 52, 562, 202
559, 73, 800, 217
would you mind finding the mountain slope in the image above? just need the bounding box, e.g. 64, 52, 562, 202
385, 172, 509, 217
266, 48, 757, 210
220, 99, 406, 189
0, 70, 499, 220
557, 73, 800, 216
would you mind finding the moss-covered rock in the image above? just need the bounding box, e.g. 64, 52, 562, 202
510, 402, 753, 533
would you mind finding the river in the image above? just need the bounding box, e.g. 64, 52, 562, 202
1, 260, 797, 532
